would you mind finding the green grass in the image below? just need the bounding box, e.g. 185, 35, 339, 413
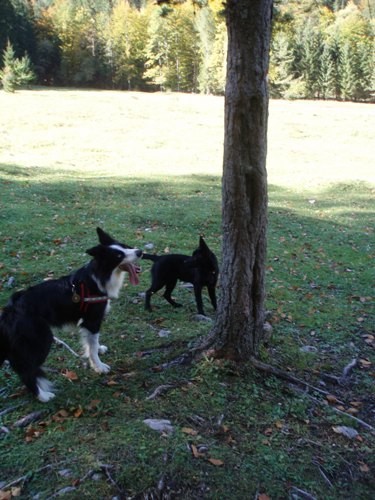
0, 90, 374, 499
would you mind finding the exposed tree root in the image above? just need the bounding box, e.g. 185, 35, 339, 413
151, 345, 374, 432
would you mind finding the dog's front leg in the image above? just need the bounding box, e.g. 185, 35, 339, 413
194, 284, 205, 315
80, 327, 110, 374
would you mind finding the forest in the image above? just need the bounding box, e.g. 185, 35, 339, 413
0, 0, 374, 100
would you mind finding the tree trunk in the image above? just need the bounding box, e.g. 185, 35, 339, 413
210, 0, 273, 360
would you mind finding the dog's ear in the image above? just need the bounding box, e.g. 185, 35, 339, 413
86, 244, 104, 258
199, 236, 210, 252
96, 227, 115, 246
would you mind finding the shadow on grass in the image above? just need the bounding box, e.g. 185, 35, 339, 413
0, 164, 374, 499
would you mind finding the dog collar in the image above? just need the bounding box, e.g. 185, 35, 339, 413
72, 283, 108, 312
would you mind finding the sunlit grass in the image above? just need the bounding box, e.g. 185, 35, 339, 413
0, 89, 374, 499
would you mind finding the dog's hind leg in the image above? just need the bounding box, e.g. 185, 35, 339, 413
80, 327, 110, 374
35, 369, 55, 402
163, 279, 182, 308
12, 365, 55, 402
9, 321, 55, 402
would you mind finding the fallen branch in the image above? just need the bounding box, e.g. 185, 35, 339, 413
53, 336, 80, 358
313, 459, 334, 488
249, 356, 345, 403
291, 386, 374, 432
146, 384, 176, 400
153, 352, 193, 371
0, 403, 27, 418
13, 410, 47, 428
341, 358, 358, 379
146, 380, 191, 400
3, 463, 66, 490
289, 486, 317, 500
100, 464, 122, 493
329, 404, 374, 432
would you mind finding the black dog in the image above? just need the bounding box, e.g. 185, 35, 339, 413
143, 237, 218, 316
0, 228, 142, 402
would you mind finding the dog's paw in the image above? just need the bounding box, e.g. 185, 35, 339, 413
37, 390, 56, 403
92, 361, 111, 374
98, 344, 108, 354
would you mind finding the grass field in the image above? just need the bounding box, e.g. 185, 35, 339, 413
0, 89, 374, 499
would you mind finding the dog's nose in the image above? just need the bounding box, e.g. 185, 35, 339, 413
136, 250, 143, 258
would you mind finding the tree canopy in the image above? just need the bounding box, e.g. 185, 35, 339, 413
1, 0, 374, 100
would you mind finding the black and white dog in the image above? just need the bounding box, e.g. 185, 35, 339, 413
0, 228, 142, 402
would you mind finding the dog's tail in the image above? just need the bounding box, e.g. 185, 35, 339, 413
142, 253, 159, 262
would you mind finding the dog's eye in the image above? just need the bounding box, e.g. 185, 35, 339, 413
117, 253, 124, 259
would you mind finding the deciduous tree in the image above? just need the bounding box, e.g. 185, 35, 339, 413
205, 0, 273, 360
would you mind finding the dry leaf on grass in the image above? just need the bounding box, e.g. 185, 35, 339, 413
62, 369, 79, 381
207, 458, 224, 466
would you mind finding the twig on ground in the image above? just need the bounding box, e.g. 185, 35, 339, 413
341, 358, 358, 379
0, 403, 27, 418
146, 380, 191, 400
13, 410, 47, 428
313, 459, 334, 488
291, 386, 374, 432
100, 464, 122, 493
249, 356, 345, 403
329, 405, 374, 432
146, 384, 176, 400
154, 352, 193, 371
3, 463, 65, 490
53, 336, 80, 358
289, 486, 317, 500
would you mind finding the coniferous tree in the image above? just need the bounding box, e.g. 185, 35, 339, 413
269, 32, 294, 98
318, 41, 335, 99
339, 42, 356, 100
0, 40, 35, 92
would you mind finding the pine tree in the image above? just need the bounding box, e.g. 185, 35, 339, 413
339, 42, 356, 100
269, 32, 294, 98
318, 41, 335, 99
0, 41, 35, 92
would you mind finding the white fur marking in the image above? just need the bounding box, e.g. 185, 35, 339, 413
37, 377, 55, 402
80, 328, 110, 374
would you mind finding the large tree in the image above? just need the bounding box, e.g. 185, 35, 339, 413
205, 0, 273, 360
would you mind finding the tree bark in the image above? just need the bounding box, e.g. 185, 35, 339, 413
209, 0, 273, 360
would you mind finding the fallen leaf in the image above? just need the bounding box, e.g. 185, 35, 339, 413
182, 427, 198, 436
106, 379, 118, 386
346, 407, 359, 415
258, 494, 271, 500
326, 395, 338, 404
359, 462, 370, 473
191, 444, 202, 458
350, 401, 363, 407
88, 399, 101, 410
73, 407, 83, 418
207, 457, 224, 466
0, 490, 12, 500
359, 359, 372, 368
62, 369, 79, 381
264, 427, 273, 436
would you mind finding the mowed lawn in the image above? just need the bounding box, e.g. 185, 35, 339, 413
0, 89, 374, 499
